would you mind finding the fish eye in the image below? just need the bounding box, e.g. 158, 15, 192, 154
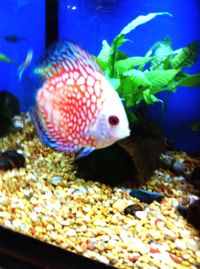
108, 115, 119, 126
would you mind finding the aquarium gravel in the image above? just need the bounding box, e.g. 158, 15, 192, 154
0, 114, 200, 269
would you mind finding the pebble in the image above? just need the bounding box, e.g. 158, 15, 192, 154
66, 229, 77, 236
172, 160, 186, 174
95, 253, 110, 264
0, 192, 6, 205
163, 227, 176, 238
135, 210, 147, 220
29, 173, 37, 182
175, 239, 187, 250
12, 115, 24, 129
174, 176, 185, 181
73, 187, 87, 195
51, 176, 63, 185
29, 212, 38, 221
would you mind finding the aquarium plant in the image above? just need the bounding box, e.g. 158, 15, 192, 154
94, 12, 200, 124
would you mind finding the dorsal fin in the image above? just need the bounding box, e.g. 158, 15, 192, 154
32, 40, 102, 82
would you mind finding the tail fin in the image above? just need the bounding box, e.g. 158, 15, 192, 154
17, 49, 33, 80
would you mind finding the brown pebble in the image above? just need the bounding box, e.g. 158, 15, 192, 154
80, 242, 88, 252
87, 242, 95, 251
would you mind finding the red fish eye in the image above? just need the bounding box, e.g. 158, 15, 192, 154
108, 115, 119, 126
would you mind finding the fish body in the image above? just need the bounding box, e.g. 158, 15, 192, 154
30, 40, 130, 158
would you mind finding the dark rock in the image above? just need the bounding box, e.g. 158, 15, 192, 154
0, 90, 20, 137
124, 204, 144, 216
75, 118, 164, 187
74, 144, 136, 186
178, 198, 200, 230
188, 166, 200, 188
160, 153, 186, 175
129, 189, 164, 204
0, 156, 13, 170
0, 151, 25, 170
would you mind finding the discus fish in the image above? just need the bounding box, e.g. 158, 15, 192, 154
30, 40, 130, 158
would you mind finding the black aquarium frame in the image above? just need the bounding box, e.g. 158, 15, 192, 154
0, 226, 116, 269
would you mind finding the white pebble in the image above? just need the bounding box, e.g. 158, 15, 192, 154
66, 229, 76, 236
12, 116, 24, 129
101, 235, 110, 241
175, 239, 187, 250
29, 212, 38, 221
29, 173, 37, 182
4, 219, 12, 228
95, 253, 110, 264
0, 192, 6, 205
135, 210, 147, 220
0, 212, 10, 218
93, 219, 106, 227
163, 227, 176, 238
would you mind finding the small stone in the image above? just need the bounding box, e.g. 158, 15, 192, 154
66, 229, 76, 236
172, 160, 186, 175
174, 176, 185, 181
50, 176, 62, 185
95, 253, 110, 264
93, 219, 106, 227
80, 242, 88, 252
87, 242, 95, 250
12, 115, 24, 129
101, 235, 110, 241
163, 227, 176, 238
186, 239, 198, 251
0, 192, 6, 205
46, 224, 54, 230
135, 210, 147, 220
29, 173, 37, 182
175, 239, 187, 250
29, 212, 38, 221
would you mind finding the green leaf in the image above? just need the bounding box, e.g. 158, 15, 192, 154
142, 89, 162, 105
177, 73, 200, 87
150, 37, 174, 70
115, 56, 152, 75
120, 70, 151, 107
97, 40, 110, 61
144, 69, 179, 87
0, 53, 13, 63
120, 12, 172, 35
95, 40, 111, 70
171, 41, 199, 69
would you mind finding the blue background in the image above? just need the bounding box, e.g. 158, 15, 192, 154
0, 0, 45, 111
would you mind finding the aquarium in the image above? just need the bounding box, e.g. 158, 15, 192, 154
0, 0, 200, 268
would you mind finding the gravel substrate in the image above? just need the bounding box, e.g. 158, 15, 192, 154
0, 114, 200, 269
